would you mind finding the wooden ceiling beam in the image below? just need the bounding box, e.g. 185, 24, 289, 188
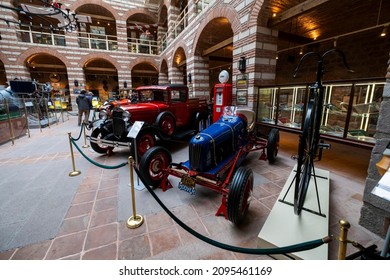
269, 0, 330, 26
202, 37, 233, 57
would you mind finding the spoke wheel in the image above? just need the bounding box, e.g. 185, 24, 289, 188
294, 93, 320, 215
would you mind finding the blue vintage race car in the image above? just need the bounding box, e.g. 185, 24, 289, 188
139, 106, 279, 225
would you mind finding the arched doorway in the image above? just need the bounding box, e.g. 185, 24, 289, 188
83, 59, 118, 101
76, 4, 117, 50
194, 17, 233, 96
26, 53, 68, 97
172, 47, 187, 84
160, 60, 169, 84
131, 62, 158, 87
127, 12, 158, 54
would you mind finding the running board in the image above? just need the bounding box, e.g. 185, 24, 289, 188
172, 130, 197, 139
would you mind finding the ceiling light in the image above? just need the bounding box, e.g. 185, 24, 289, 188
380, 26, 387, 37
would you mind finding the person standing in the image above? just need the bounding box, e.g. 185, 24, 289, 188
76, 89, 92, 126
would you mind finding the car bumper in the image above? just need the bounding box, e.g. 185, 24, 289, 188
88, 136, 132, 148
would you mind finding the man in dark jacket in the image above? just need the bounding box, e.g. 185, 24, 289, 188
76, 89, 92, 126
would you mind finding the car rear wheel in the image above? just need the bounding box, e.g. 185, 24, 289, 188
156, 112, 176, 141
227, 166, 253, 225
267, 128, 280, 164
139, 146, 172, 187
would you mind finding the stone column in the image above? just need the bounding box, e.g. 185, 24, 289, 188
359, 62, 390, 238
192, 55, 210, 98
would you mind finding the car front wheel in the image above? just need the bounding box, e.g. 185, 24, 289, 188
90, 127, 113, 154
139, 146, 172, 187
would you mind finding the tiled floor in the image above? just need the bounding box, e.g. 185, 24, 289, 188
0, 115, 385, 260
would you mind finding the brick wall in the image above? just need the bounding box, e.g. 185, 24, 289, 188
275, 31, 390, 84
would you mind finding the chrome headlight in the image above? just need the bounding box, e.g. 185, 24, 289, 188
122, 110, 130, 122
99, 109, 108, 120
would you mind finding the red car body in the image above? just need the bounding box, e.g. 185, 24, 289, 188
89, 84, 211, 157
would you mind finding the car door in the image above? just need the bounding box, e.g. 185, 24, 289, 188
169, 88, 188, 127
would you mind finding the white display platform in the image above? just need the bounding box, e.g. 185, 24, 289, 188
257, 165, 330, 260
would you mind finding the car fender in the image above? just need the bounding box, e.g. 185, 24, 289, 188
91, 118, 105, 129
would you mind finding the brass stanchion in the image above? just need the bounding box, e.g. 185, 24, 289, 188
82, 125, 90, 148
34, 97, 42, 132
44, 97, 50, 128
68, 132, 81, 177
126, 156, 144, 229
338, 219, 350, 260
22, 97, 30, 138
60, 102, 64, 123
4, 99, 15, 145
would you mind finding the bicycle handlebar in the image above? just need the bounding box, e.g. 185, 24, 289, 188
293, 48, 354, 81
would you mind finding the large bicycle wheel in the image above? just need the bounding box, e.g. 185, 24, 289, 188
294, 90, 321, 215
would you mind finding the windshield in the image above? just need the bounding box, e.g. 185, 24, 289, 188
138, 90, 167, 102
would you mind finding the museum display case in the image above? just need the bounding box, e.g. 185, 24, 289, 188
256, 80, 385, 145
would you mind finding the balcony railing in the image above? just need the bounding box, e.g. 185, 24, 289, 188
14, 0, 211, 53
160, 0, 210, 52
127, 37, 158, 55
77, 31, 118, 51
16, 29, 66, 46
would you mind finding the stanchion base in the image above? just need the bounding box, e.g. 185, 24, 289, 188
69, 170, 81, 177
82, 145, 90, 148
127, 215, 144, 229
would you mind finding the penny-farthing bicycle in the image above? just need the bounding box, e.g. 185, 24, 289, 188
292, 48, 353, 215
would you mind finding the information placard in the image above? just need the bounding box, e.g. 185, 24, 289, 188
127, 121, 144, 138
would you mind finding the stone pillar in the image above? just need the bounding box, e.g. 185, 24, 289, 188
359, 61, 390, 238
168, 5, 180, 43
192, 55, 210, 98
170, 66, 184, 84
116, 20, 129, 53
159, 72, 169, 85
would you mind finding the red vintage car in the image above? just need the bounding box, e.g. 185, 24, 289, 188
89, 84, 211, 158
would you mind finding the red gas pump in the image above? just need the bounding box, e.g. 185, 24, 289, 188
213, 70, 232, 123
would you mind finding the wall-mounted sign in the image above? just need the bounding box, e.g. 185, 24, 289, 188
236, 74, 248, 89
237, 90, 248, 105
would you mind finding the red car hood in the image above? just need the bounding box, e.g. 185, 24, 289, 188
120, 102, 169, 122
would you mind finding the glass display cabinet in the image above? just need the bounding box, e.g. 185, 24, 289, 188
256, 80, 385, 145
258, 86, 306, 128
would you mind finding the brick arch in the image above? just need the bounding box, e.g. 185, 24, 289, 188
79, 53, 120, 71
192, 4, 240, 55
171, 44, 188, 68
248, 0, 271, 27
16, 48, 68, 68
122, 8, 157, 22
128, 57, 159, 72
69, 0, 120, 20
160, 59, 169, 73
159, 4, 168, 25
